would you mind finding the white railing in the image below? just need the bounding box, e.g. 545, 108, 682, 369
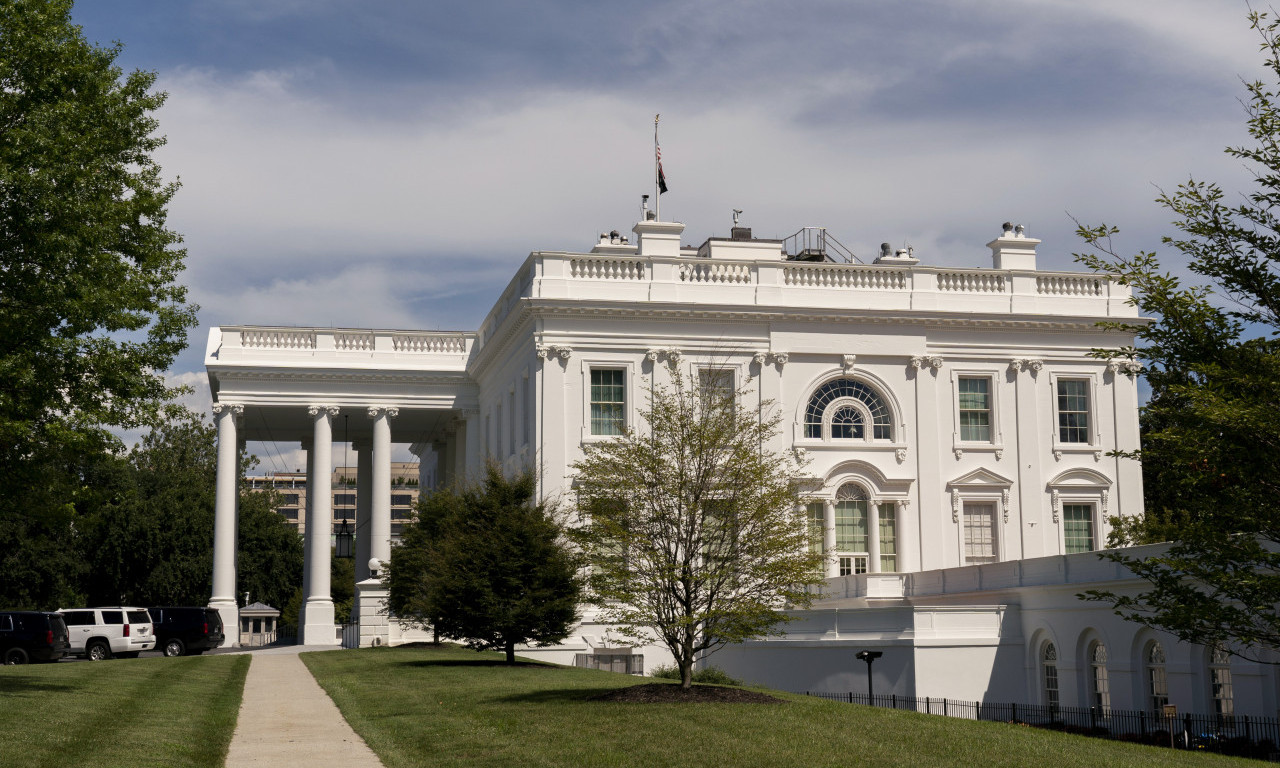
241, 328, 316, 350
784, 264, 909, 289
1037, 275, 1104, 296
569, 256, 645, 280
392, 333, 469, 354
679, 262, 752, 284
335, 332, 374, 351
936, 270, 1007, 293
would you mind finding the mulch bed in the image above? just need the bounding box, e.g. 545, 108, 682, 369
590, 683, 784, 704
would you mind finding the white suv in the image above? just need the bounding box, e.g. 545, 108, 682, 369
58, 607, 155, 660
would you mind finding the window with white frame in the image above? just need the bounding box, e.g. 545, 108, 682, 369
698, 367, 734, 412
806, 502, 825, 556
834, 483, 868, 557
1210, 645, 1234, 717
804, 378, 892, 441
590, 368, 626, 436
1089, 640, 1111, 710
878, 503, 897, 572
963, 503, 996, 564
1146, 641, 1169, 713
1043, 642, 1060, 709
1056, 379, 1091, 443
957, 376, 992, 442
1063, 504, 1095, 554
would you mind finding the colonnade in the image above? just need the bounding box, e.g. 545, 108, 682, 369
208, 402, 478, 647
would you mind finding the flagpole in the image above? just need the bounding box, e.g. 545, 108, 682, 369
654, 113, 660, 221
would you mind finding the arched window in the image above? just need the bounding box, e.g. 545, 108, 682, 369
804, 378, 892, 441
1210, 645, 1234, 717
1042, 642, 1060, 709
833, 484, 868, 575
1145, 641, 1169, 713
1089, 640, 1110, 710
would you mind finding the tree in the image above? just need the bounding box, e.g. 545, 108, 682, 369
0, 0, 197, 607
388, 464, 581, 663
1077, 10, 1280, 661
572, 366, 824, 689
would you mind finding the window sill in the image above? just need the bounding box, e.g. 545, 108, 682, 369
1052, 444, 1104, 462
951, 443, 1006, 460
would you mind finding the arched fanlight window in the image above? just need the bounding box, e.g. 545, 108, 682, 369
1089, 640, 1110, 710
1145, 641, 1169, 712
804, 378, 892, 440
1042, 642, 1059, 709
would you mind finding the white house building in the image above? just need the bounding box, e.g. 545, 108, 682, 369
204, 213, 1277, 718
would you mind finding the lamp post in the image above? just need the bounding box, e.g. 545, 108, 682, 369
856, 650, 883, 703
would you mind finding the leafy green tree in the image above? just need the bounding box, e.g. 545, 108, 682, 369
1077, 10, 1280, 661
389, 464, 582, 664
73, 410, 303, 610
0, 0, 197, 607
572, 367, 824, 688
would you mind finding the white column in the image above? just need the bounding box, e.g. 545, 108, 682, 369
823, 500, 838, 578
354, 440, 372, 583
868, 500, 882, 574
300, 438, 313, 612
897, 500, 915, 572
463, 409, 481, 480
210, 403, 242, 647
433, 441, 446, 490
302, 405, 339, 646
369, 406, 398, 568
443, 429, 457, 488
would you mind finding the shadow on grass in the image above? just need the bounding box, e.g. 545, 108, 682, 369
397, 659, 561, 670
0, 675, 79, 695
494, 687, 613, 704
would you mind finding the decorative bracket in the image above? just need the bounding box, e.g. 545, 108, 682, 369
842, 354, 857, 372
953, 448, 964, 461
951, 489, 961, 524
910, 355, 944, 372
1001, 488, 1010, 524
1051, 489, 1060, 524
895, 448, 908, 464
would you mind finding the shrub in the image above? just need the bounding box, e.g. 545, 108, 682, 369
651, 664, 742, 686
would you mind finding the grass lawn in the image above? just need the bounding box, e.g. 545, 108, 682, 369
0, 654, 249, 768
303, 645, 1261, 768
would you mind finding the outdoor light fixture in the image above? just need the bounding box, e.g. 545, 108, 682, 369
856, 649, 883, 701
336, 517, 353, 559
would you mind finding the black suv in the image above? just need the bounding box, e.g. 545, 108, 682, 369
147, 607, 225, 657
0, 611, 70, 664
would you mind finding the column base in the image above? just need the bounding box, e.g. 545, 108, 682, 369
208, 598, 240, 648
300, 598, 339, 646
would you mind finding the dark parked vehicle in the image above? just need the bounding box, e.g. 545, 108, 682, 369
0, 611, 70, 664
148, 607, 224, 657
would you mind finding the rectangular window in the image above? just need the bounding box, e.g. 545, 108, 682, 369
838, 555, 868, 577
391, 494, 413, 507
1057, 379, 1090, 443
509, 390, 516, 456
963, 504, 996, 564
1063, 504, 1095, 553
698, 368, 735, 411
522, 376, 531, 446
283, 493, 299, 505
333, 493, 355, 507
834, 500, 868, 553
957, 376, 992, 442
1044, 661, 1060, 709
279, 508, 299, 521
102, 611, 123, 625
806, 502, 825, 555
878, 503, 897, 572
496, 403, 503, 458
485, 414, 491, 455
590, 369, 626, 435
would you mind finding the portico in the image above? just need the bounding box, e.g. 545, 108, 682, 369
205, 327, 480, 645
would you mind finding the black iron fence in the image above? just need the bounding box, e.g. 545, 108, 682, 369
803, 692, 1280, 760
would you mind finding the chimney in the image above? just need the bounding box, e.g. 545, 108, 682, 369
987, 222, 1039, 270
632, 219, 686, 258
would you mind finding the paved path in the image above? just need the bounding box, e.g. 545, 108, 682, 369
224, 646, 385, 768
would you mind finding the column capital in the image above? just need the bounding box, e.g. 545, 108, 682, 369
308, 405, 340, 418
367, 405, 400, 419
212, 402, 244, 416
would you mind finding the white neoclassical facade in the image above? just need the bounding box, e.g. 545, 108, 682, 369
206, 213, 1273, 716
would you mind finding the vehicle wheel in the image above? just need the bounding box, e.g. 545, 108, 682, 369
4, 647, 28, 665
86, 641, 111, 661
163, 639, 186, 657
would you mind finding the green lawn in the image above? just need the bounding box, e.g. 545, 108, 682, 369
0, 655, 249, 768
302, 645, 1261, 768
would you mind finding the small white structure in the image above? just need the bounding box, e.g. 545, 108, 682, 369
238, 602, 280, 647
203, 210, 1273, 716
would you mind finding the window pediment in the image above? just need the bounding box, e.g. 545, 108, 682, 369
1047, 468, 1112, 489
947, 468, 1015, 490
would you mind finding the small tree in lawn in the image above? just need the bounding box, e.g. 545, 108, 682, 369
572, 366, 824, 689
388, 464, 582, 664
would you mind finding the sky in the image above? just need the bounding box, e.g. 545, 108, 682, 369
70, 0, 1263, 469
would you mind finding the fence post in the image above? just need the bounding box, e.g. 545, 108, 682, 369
1011, 702, 1017, 723
943, 698, 948, 718
976, 701, 981, 721
1090, 706, 1098, 731
1183, 713, 1192, 749
1244, 714, 1251, 743
926, 696, 931, 715
1139, 710, 1146, 737
892, 694, 897, 709
848, 691, 853, 704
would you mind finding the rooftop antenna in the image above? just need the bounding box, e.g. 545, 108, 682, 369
733, 209, 743, 227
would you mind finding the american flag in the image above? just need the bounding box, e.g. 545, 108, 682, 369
657, 145, 668, 194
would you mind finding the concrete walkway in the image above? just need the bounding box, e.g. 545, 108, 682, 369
224, 646, 385, 768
